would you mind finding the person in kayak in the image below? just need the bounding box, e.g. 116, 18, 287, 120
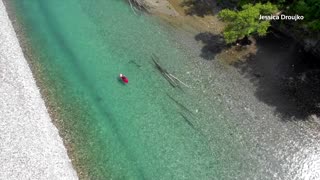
119, 73, 128, 84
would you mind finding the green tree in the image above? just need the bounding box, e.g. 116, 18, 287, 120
218, 3, 278, 44
290, 0, 320, 31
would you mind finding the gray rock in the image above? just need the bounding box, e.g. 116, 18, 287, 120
0, 1, 78, 179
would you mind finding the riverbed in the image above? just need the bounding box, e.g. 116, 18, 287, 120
5, 0, 320, 179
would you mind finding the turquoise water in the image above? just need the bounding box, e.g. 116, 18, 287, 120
9, 0, 223, 179
8, 0, 297, 179
8, 0, 320, 179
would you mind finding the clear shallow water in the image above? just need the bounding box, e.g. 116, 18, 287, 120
9, 0, 228, 179
8, 0, 320, 179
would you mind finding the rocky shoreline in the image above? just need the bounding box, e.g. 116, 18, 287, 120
129, 0, 223, 32
0, 0, 78, 179
2, 0, 318, 178
129, 0, 178, 16
132, 0, 320, 59
136, 0, 320, 116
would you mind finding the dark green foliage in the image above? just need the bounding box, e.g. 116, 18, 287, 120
290, 0, 320, 31
225, 0, 320, 32
218, 2, 278, 43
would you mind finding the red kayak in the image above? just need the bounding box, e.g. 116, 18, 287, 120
119, 74, 128, 84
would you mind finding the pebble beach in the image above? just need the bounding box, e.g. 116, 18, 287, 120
0, 0, 78, 179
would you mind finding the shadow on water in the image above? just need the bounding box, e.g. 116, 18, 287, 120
36, 0, 146, 178
234, 33, 320, 120
180, 0, 219, 16
194, 32, 227, 60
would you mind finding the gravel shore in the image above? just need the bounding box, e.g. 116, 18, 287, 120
0, 1, 78, 179
130, 0, 178, 16
160, 16, 320, 179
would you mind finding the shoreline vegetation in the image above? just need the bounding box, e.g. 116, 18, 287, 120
130, 0, 320, 117
130, 0, 319, 57
129, 0, 257, 63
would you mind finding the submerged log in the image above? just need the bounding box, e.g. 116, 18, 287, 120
152, 55, 179, 87
167, 93, 195, 116
127, 0, 147, 12
152, 54, 190, 88
152, 54, 166, 73
163, 73, 179, 87
167, 73, 191, 88
127, 0, 138, 15
179, 112, 195, 130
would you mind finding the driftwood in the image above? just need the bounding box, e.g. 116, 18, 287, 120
128, 0, 138, 15
152, 54, 166, 73
127, 0, 147, 13
166, 93, 197, 130
168, 74, 191, 88
164, 74, 179, 88
152, 55, 178, 87
152, 54, 191, 88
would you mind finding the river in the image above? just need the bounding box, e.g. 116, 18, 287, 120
6, 0, 320, 179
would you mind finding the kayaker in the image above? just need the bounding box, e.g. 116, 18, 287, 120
119, 74, 128, 84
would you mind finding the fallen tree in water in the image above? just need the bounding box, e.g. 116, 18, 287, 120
166, 93, 195, 116
152, 54, 191, 88
127, 0, 147, 12
179, 112, 195, 130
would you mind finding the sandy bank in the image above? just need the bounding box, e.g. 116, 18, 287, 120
134, 0, 224, 33
131, 0, 179, 16
0, 1, 78, 179
141, 0, 255, 63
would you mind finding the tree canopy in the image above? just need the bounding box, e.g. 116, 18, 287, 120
230, 0, 320, 32
290, 0, 320, 31
218, 3, 278, 44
